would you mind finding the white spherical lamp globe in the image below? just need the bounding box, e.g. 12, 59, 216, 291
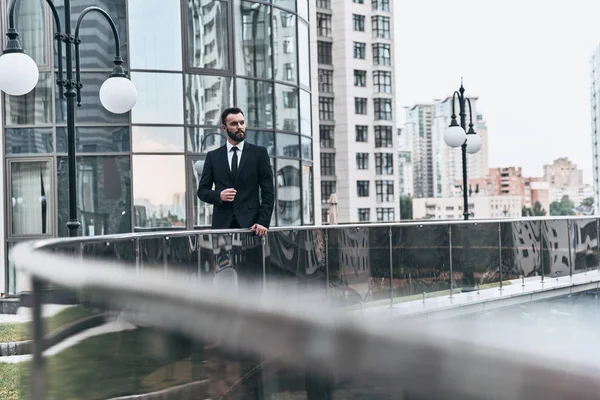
466, 133, 482, 154
99, 76, 137, 114
444, 125, 466, 148
0, 52, 39, 96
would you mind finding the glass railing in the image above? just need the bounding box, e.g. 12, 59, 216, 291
5, 216, 600, 400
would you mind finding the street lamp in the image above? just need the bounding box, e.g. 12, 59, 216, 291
0, 0, 137, 237
444, 82, 482, 220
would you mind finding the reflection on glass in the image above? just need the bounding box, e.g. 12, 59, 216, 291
7, 243, 16, 294
191, 157, 212, 226
271, 158, 277, 227
54, 0, 128, 68
15, 0, 47, 65
5, 128, 53, 154
273, 10, 297, 83
272, 0, 296, 12
234, 1, 272, 78
57, 126, 130, 153
56, 73, 129, 125
277, 133, 300, 157
298, 20, 310, 87
276, 84, 299, 132
236, 78, 274, 128
246, 130, 275, 156
187, 0, 229, 69
10, 160, 52, 236
185, 75, 233, 125
57, 156, 131, 237
5, 72, 52, 126
301, 136, 312, 160
128, 0, 181, 70
541, 220, 571, 277
187, 128, 226, 153
572, 218, 598, 273
277, 159, 301, 226
132, 126, 184, 153
451, 223, 501, 289
502, 221, 541, 281
299, 90, 311, 135
131, 72, 184, 124
133, 155, 185, 230
302, 164, 313, 224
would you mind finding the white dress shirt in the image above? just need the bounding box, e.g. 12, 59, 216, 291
226, 140, 245, 170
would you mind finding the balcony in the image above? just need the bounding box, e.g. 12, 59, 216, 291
6, 216, 600, 399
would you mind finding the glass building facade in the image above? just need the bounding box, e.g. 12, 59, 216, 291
0, 0, 314, 294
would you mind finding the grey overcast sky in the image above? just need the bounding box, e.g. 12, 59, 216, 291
395, 0, 600, 184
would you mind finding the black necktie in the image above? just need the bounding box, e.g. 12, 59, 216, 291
231, 146, 238, 177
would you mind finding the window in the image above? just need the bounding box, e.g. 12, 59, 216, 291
356, 125, 368, 142
376, 207, 395, 222
373, 70, 392, 93
376, 180, 394, 202
356, 153, 369, 170
374, 98, 392, 120
357, 181, 370, 197
321, 181, 336, 203
358, 208, 370, 221
319, 69, 333, 92
321, 153, 336, 176
372, 0, 390, 11
352, 14, 365, 31
318, 41, 333, 64
319, 97, 334, 120
187, 0, 229, 69
353, 0, 364, 3
320, 125, 335, 148
375, 126, 393, 147
375, 153, 394, 175
353, 42, 366, 59
354, 69, 367, 87
373, 43, 391, 65
317, 0, 331, 9
317, 13, 332, 36
355, 97, 368, 114
372, 16, 391, 38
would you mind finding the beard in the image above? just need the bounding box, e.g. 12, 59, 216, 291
227, 128, 245, 142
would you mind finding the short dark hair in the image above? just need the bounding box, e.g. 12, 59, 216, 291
221, 107, 244, 126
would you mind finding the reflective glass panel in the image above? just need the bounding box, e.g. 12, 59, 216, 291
301, 136, 312, 160
276, 159, 301, 226
541, 219, 572, 277
54, 0, 128, 68
133, 155, 186, 229
14, 0, 47, 65
246, 130, 275, 156
298, 20, 310, 87
56, 73, 129, 125
273, 10, 297, 83
185, 75, 233, 126
5, 128, 53, 154
302, 164, 313, 224
270, 157, 277, 227
187, 128, 226, 153
132, 126, 184, 153
299, 89, 312, 135
4, 72, 52, 126
191, 156, 212, 227
56, 126, 130, 153
187, 0, 230, 70
234, 1, 272, 78
501, 221, 542, 281
276, 84, 299, 132
131, 72, 184, 124
57, 156, 132, 237
276, 133, 300, 158
273, 0, 296, 12
236, 78, 274, 128
10, 160, 52, 236
571, 218, 598, 274
128, 0, 181, 70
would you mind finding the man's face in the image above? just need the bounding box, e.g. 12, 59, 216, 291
223, 113, 246, 143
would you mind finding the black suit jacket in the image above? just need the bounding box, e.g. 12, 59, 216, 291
197, 142, 275, 229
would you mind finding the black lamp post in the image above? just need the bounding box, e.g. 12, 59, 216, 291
444, 82, 482, 220
0, 0, 137, 237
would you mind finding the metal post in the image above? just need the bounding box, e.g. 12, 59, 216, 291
567, 220, 573, 277
197, 234, 202, 282
31, 277, 46, 400
388, 226, 394, 308
262, 236, 267, 293
324, 230, 329, 298
457, 86, 469, 221
540, 221, 544, 283
163, 237, 169, 276
135, 237, 141, 272
448, 225, 453, 298
498, 223, 503, 291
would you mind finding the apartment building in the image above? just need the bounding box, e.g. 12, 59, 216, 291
316, 0, 399, 223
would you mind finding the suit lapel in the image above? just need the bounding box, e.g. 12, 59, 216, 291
235, 142, 252, 184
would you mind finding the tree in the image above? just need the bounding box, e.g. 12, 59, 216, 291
549, 195, 575, 216
400, 195, 413, 220
581, 197, 594, 207
522, 206, 531, 217
522, 201, 546, 217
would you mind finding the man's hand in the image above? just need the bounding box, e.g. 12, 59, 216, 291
219, 188, 237, 202
251, 223, 268, 237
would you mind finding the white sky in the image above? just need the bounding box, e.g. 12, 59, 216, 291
394, 0, 600, 184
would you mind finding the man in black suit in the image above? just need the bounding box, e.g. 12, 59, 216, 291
197, 107, 274, 236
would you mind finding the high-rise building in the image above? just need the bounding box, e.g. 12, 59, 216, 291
404, 104, 434, 198
0, 0, 316, 294
543, 157, 591, 205
316, 0, 399, 223
396, 128, 412, 197
591, 45, 600, 213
